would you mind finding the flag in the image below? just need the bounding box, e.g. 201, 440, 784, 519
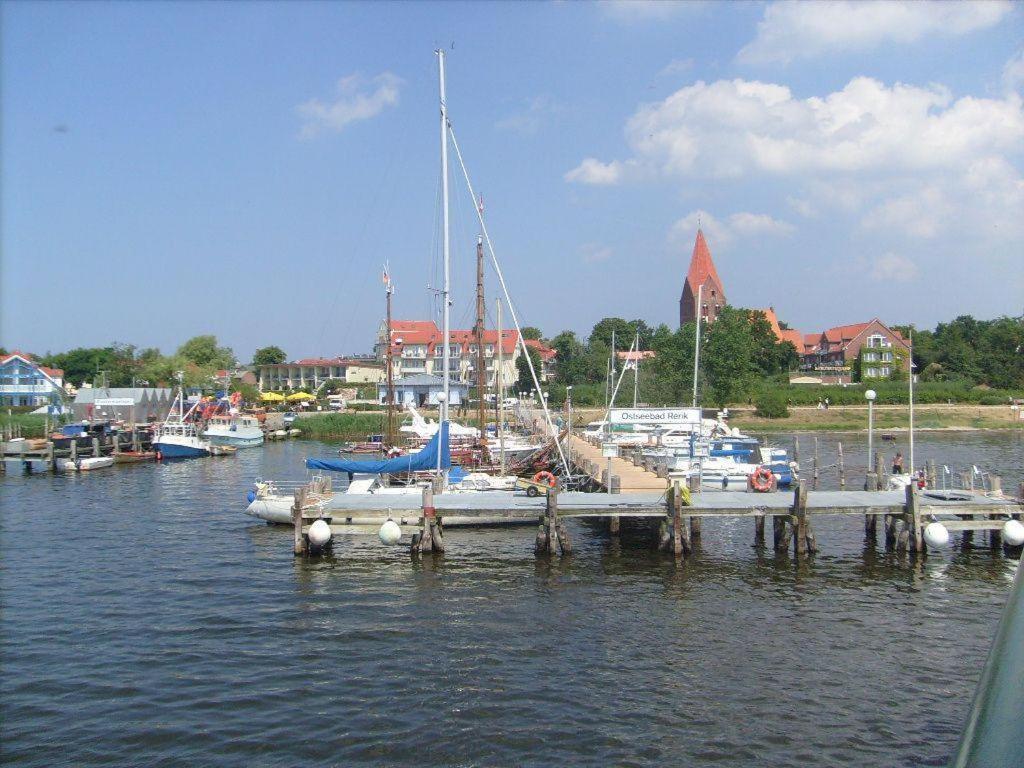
382, 263, 392, 292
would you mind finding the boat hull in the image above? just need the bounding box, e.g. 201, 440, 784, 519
155, 440, 210, 459
206, 433, 264, 448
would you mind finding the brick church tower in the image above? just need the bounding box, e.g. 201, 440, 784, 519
679, 229, 726, 327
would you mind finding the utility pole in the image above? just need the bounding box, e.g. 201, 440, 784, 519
475, 234, 486, 445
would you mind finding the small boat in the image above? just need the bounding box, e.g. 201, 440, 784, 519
57, 456, 115, 472
204, 413, 264, 448
209, 445, 238, 456
114, 451, 157, 464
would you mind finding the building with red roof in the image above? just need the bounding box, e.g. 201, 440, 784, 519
680, 229, 727, 327
798, 319, 910, 383
374, 320, 556, 390
0, 351, 65, 407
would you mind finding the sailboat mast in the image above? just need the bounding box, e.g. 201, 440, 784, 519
692, 284, 703, 408
633, 330, 640, 408
438, 49, 451, 430
475, 234, 485, 442
385, 274, 395, 445
496, 298, 505, 473
908, 329, 914, 474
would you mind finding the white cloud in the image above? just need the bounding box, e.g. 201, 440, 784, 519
669, 209, 794, 249
579, 243, 613, 264
1004, 49, 1024, 93
600, 0, 694, 23
564, 158, 628, 185
728, 212, 794, 236
496, 96, 558, 135
868, 252, 919, 283
297, 72, 402, 139
739, 0, 1013, 65
616, 77, 1024, 179
568, 75, 1024, 243
658, 58, 695, 78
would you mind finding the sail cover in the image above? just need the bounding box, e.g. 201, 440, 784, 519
305, 422, 450, 474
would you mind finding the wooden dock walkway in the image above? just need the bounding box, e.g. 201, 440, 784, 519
565, 433, 666, 491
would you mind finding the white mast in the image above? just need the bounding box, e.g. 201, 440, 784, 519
908, 329, 914, 474
497, 298, 505, 473
438, 49, 451, 431
632, 330, 640, 408
692, 284, 703, 407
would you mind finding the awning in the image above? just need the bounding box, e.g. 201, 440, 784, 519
260, 392, 286, 402
286, 392, 314, 401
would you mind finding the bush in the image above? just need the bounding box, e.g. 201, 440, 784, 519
754, 390, 789, 418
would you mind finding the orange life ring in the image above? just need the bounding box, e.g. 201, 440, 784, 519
532, 470, 557, 488
750, 466, 774, 493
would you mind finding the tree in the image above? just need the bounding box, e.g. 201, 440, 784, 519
252, 345, 287, 366
176, 335, 235, 370
515, 347, 542, 394
588, 317, 652, 350
520, 327, 543, 341
550, 330, 586, 383
701, 307, 758, 408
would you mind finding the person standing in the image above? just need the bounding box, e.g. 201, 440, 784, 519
892, 451, 904, 474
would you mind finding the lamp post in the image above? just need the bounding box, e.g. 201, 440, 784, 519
865, 389, 877, 490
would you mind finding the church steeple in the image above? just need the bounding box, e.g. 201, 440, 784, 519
679, 228, 727, 327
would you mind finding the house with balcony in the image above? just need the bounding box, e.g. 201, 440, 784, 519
374, 320, 556, 392
0, 351, 65, 408
257, 357, 383, 391
798, 319, 910, 384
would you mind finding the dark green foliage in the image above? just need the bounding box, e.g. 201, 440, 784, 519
252, 346, 287, 366
520, 327, 544, 341
754, 389, 789, 418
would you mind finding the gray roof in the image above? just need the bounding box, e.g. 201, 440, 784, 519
73, 387, 172, 404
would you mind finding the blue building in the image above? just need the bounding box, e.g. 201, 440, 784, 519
0, 351, 65, 408
377, 373, 468, 408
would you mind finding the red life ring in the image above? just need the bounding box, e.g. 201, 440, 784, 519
532, 470, 557, 488
750, 466, 774, 493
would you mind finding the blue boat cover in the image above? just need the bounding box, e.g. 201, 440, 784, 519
305, 422, 450, 474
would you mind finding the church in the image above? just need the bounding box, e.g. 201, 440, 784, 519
679, 229, 727, 327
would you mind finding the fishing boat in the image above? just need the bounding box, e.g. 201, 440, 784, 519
114, 450, 157, 464
153, 379, 210, 459
203, 413, 264, 448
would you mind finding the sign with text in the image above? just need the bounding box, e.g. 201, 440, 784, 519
601, 444, 620, 458
609, 408, 701, 425
95, 398, 136, 407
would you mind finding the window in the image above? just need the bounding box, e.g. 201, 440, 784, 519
881, 367, 891, 377
863, 352, 876, 362
881, 352, 892, 362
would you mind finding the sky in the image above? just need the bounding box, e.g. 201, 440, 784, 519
2, 0, 1023, 362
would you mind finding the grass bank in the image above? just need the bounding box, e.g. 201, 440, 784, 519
0, 414, 48, 438
730, 404, 1024, 433
292, 412, 387, 440
567, 405, 1024, 433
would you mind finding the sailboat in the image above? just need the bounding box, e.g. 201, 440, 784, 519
153, 374, 211, 459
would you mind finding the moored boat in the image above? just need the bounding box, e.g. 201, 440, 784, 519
203, 413, 264, 448
57, 456, 115, 472
153, 380, 210, 459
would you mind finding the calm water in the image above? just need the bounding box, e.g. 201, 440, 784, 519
2, 432, 1021, 767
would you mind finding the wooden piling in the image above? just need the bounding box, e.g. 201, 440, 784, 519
865, 512, 877, 541
874, 452, 885, 490
884, 514, 897, 550
812, 437, 819, 490
791, 479, 815, 556
92, 438, 101, 458
292, 487, 307, 556
904, 482, 924, 556
754, 513, 765, 545
926, 459, 936, 489
608, 515, 620, 536
772, 515, 787, 553
414, 485, 444, 554
837, 442, 845, 489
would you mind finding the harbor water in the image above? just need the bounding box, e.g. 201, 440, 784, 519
1, 431, 1021, 767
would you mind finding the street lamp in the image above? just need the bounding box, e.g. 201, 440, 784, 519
865, 389, 877, 489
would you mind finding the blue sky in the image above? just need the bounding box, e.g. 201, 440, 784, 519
3, 1, 1022, 362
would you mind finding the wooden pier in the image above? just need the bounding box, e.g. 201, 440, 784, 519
290, 478, 1024, 560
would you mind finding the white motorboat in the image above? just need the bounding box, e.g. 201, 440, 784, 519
56, 456, 115, 472
204, 413, 264, 448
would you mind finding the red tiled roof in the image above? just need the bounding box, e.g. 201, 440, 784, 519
756, 307, 803, 350
780, 329, 803, 348
2, 351, 63, 378
685, 229, 723, 293
389, 321, 553, 358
